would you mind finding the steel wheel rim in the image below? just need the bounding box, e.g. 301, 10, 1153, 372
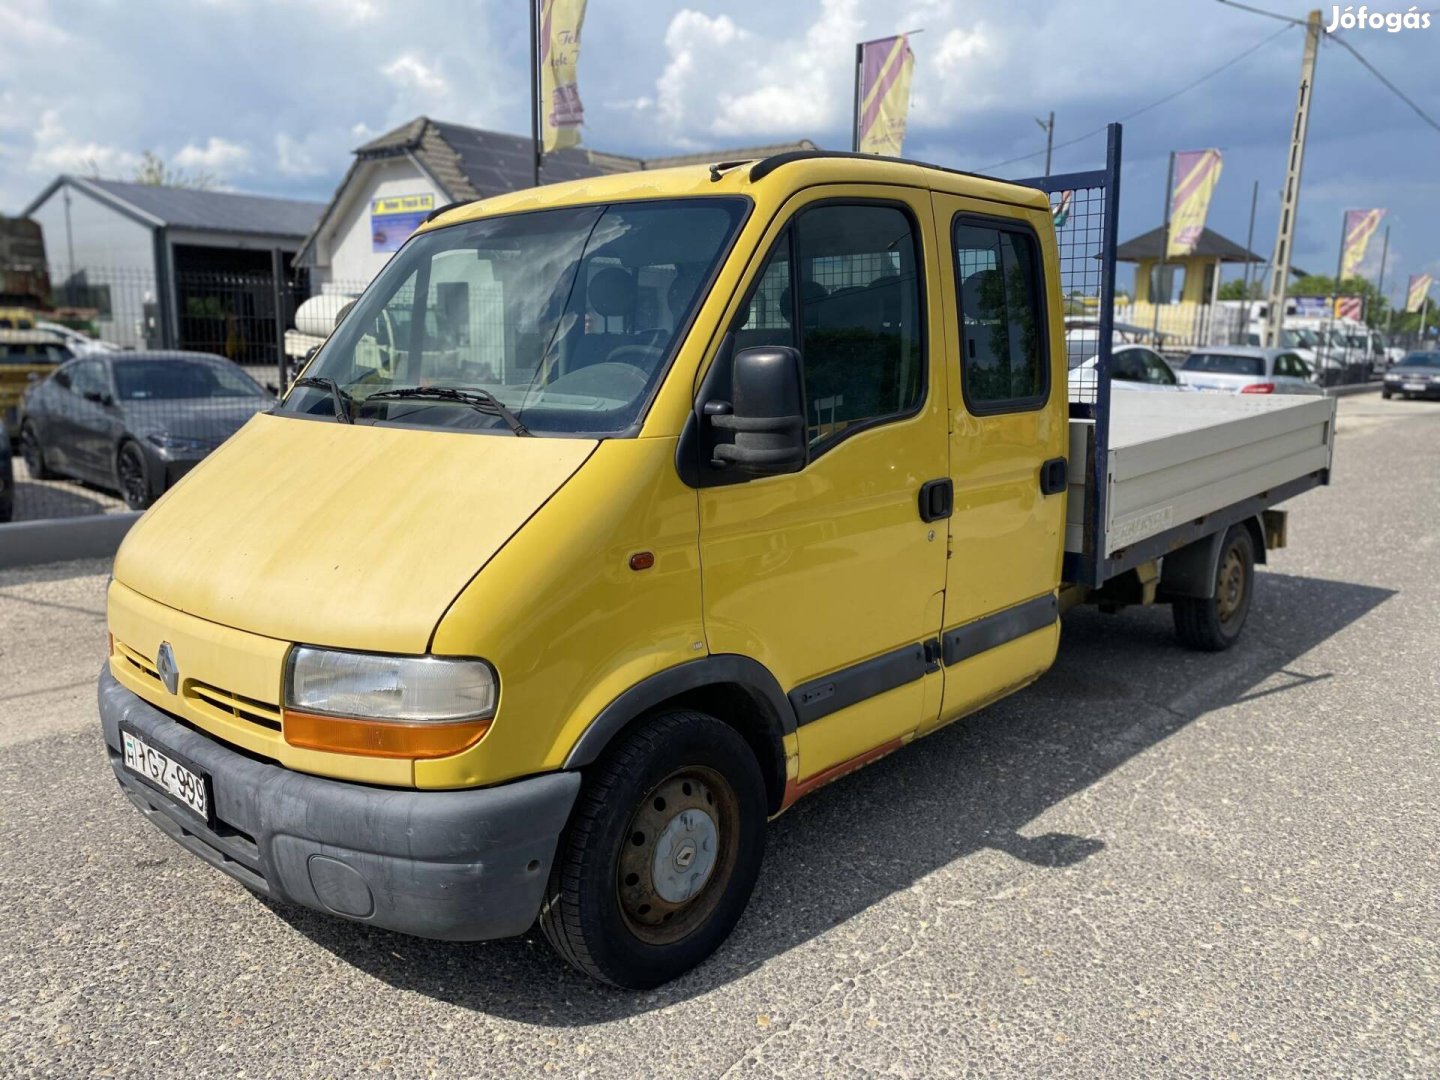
616, 765, 739, 945
19, 427, 43, 476
1216, 547, 1246, 623
118, 446, 148, 507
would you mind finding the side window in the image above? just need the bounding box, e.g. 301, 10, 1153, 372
1110, 349, 1146, 382
953, 220, 1048, 411
731, 203, 924, 451
52, 363, 74, 390
70, 361, 108, 399
1143, 350, 1177, 385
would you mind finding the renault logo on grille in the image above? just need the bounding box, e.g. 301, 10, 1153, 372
155, 642, 179, 695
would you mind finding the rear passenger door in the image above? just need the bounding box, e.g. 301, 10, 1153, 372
926, 197, 1067, 730
698, 189, 950, 784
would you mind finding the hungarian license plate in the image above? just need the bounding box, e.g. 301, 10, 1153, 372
120, 727, 211, 822
1403, 382, 1426, 391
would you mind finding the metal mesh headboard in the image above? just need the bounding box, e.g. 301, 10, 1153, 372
1016, 123, 1123, 587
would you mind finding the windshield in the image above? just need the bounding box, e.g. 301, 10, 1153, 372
1400, 352, 1440, 367
115, 358, 267, 400
283, 197, 747, 436
1183, 353, 1265, 377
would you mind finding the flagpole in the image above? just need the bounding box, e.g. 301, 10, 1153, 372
1374, 224, 1389, 336
852, 42, 863, 152
1151, 151, 1174, 347
530, 0, 542, 188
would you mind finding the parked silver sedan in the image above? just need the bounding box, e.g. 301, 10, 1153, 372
1176, 346, 1324, 396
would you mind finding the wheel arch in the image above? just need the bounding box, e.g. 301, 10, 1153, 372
1158, 515, 1266, 600
562, 655, 796, 814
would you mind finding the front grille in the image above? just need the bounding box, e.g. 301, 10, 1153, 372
115, 639, 163, 688
187, 682, 284, 732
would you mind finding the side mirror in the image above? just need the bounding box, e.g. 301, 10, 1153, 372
83, 390, 113, 406
705, 345, 807, 475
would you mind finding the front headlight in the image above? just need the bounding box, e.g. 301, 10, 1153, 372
282, 647, 497, 758
146, 432, 210, 452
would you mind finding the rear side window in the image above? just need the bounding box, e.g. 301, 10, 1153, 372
953, 220, 1048, 412
733, 202, 925, 451
1183, 353, 1264, 377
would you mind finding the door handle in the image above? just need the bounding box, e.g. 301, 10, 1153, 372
918, 478, 953, 522
1039, 457, 1068, 496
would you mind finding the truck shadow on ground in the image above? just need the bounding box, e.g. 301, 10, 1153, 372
269, 570, 1392, 1020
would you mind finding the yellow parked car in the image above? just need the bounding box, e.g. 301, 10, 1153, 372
0, 327, 71, 427
99, 144, 1335, 987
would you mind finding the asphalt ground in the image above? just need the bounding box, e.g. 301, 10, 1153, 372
0, 394, 1436, 1078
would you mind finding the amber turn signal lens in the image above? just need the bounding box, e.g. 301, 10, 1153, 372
282, 710, 492, 759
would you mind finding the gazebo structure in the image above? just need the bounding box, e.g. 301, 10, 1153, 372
1115, 225, 1265, 346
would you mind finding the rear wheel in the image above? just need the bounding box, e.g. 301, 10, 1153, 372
1381, 389, 1392, 399
116, 441, 155, 510
19, 422, 55, 479
1173, 525, 1256, 651
540, 710, 767, 988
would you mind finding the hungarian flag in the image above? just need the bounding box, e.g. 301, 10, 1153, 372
1052, 190, 1073, 228
857, 35, 916, 157
1406, 273, 1433, 314
1167, 150, 1223, 258
1340, 209, 1386, 279
539, 0, 587, 153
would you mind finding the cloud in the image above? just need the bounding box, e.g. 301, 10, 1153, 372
383, 53, 451, 99
174, 136, 251, 174
29, 109, 140, 178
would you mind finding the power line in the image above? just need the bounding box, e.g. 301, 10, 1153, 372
977, 23, 1293, 173
1326, 34, 1440, 136
1217, 0, 1440, 136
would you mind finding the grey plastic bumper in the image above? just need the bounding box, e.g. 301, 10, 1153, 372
98, 668, 580, 941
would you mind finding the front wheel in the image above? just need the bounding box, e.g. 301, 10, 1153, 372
540, 710, 767, 988
1381, 389, 1393, 399
1173, 525, 1256, 651
116, 441, 155, 510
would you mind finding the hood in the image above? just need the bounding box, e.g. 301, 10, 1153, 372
125, 397, 272, 447
114, 412, 597, 653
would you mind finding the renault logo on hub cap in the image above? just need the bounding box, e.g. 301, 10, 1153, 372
156, 642, 179, 694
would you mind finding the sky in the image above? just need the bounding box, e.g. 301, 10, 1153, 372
2, 0, 1437, 304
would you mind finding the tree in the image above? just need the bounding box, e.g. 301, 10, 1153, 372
132, 151, 215, 190
1218, 277, 1264, 301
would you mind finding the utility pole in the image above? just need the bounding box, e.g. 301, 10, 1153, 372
1036, 112, 1055, 176
1239, 179, 1260, 343
1264, 9, 1322, 348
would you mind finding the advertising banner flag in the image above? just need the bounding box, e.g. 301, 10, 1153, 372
1052, 190, 1073, 228
539, 0, 587, 153
1166, 149, 1223, 258
1335, 295, 1364, 321
1340, 208, 1386, 279
857, 35, 915, 157
1406, 273, 1433, 313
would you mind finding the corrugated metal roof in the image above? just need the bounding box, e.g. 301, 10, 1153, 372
80, 178, 325, 238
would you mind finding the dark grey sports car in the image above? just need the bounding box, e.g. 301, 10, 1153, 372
1382, 351, 1440, 401
18, 351, 272, 510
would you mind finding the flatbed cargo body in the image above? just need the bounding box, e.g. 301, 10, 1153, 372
1064, 392, 1336, 586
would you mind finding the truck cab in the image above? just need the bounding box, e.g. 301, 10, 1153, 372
100, 149, 1331, 988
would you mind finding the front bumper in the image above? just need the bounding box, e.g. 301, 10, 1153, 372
99, 669, 580, 941
1385, 380, 1440, 398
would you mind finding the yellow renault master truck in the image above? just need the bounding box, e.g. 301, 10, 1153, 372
100, 138, 1335, 987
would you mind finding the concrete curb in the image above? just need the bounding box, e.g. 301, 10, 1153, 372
1325, 382, 1383, 398
0, 513, 140, 570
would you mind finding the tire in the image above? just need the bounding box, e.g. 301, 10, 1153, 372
1381, 389, 1392, 399
540, 710, 767, 989
116, 440, 155, 510
1173, 525, 1256, 652
19, 422, 56, 479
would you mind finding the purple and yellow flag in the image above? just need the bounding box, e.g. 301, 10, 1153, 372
1166, 149, 1223, 258
1340, 208, 1386, 279
1406, 273, 1433, 313
1052, 190, 1073, 228
857, 35, 915, 157
539, 0, 586, 154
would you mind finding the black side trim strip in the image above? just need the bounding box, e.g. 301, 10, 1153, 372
788, 642, 929, 727
942, 593, 1058, 667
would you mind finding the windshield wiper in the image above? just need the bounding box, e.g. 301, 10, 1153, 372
364, 385, 531, 436
290, 376, 353, 424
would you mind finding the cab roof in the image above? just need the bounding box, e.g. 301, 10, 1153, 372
421, 151, 1050, 232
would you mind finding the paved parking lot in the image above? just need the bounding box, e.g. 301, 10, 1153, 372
0, 395, 1436, 1078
